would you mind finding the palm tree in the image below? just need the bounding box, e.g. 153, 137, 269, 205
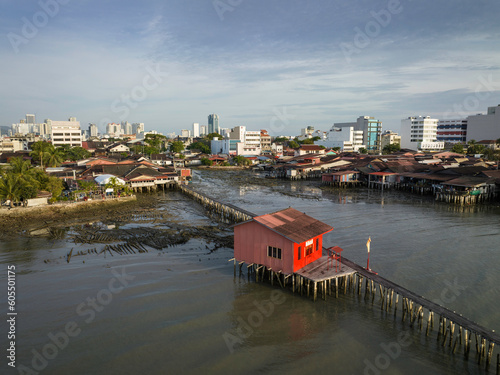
45, 147, 64, 167
105, 177, 123, 196
0, 174, 21, 208
30, 141, 54, 168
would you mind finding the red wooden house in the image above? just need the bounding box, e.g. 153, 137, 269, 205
233, 208, 333, 274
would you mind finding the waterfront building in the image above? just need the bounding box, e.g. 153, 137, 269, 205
50, 118, 82, 147
437, 119, 467, 144
400, 116, 443, 151
466, 104, 500, 142
335, 116, 382, 152
208, 114, 220, 134
315, 126, 365, 152
233, 207, 333, 274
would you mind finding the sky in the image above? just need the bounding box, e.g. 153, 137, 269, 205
1, 0, 500, 136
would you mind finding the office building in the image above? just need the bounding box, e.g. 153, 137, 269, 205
334, 116, 382, 152
437, 119, 467, 144
466, 104, 500, 142
208, 114, 220, 134
400, 116, 443, 151
50, 119, 82, 147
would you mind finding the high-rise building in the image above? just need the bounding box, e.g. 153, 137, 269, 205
437, 119, 467, 144
106, 123, 122, 137
181, 129, 191, 138
26, 114, 35, 124
121, 121, 133, 135
466, 105, 500, 142
200, 125, 208, 136
208, 114, 219, 134
334, 116, 382, 152
50, 120, 82, 147
192, 123, 200, 138
400, 116, 443, 151
132, 123, 144, 135
88, 123, 98, 137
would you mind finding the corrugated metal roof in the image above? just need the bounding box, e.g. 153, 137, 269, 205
253, 207, 333, 244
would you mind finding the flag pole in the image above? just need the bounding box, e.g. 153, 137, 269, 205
366, 236, 371, 270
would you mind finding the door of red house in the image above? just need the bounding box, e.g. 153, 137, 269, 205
304, 240, 315, 264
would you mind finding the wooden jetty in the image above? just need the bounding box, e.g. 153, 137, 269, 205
181, 187, 499, 372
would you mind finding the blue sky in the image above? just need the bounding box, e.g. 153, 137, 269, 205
1, 0, 499, 135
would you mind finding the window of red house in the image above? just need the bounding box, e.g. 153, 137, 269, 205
305, 244, 314, 256
316, 239, 320, 252
298, 245, 301, 260
267, 246, 282, 259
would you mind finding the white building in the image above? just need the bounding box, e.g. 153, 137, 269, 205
466, 105, 500, 142
200, 125, 208, 137
132, 123, 145, 135
106, 123, 122, 137
400, 116, 443, 151
88, 123, 98, 137
121, 121, 133, 135
50, 119, 82, 147
192, 123, 200, 138
315, 126, 365, 152
335, 116, 382, 152
181, 129, 191, 138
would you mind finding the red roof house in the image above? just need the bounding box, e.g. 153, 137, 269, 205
234, 208, 333, 274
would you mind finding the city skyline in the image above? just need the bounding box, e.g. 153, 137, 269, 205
1, 0, 500, 135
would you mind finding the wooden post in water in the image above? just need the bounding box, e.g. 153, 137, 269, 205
335, 278, 339, 298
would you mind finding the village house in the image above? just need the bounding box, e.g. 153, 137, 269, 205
233, 207, 333, 274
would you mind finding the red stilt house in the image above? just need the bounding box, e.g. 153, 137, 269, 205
233, 208, 333, 274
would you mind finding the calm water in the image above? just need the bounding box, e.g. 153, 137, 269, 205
1, 170, 499, 375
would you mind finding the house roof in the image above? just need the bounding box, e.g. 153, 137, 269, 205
252, 207, 333, 244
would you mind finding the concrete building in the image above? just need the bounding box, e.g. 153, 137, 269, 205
400, 116, 443, 151
334, 116, 382, 152
88, 123, 98, 137
122, 121, 132, 135
380, 130, 401, 150
229, 126, 246, 141
316, 126, 365, 152
132, 123, 145, 135
192, 123, 200, 138
106, 123, 122, 137
208, 114, 220, 134
181, 129, 191, 138
437, 119, 467, 144
466, 105, 500, 142
26, 114, 35, 124
50, 119, 82, 147
260, 130, 271, 151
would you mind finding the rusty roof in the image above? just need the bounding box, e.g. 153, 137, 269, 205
253, 207, 333, 244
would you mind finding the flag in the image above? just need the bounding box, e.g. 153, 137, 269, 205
366, 237, 371, 253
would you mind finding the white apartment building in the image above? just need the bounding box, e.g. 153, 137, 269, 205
316, 126, 365, 152
192, 123, 200, 138
88, 123, 98, 137
132, 123, 145, 135
50, 119, 82, 147
400, 116, 443, 151
466, 104, 500, 142
181, 129, 191, 138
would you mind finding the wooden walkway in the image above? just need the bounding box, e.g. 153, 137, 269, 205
342, 256, 500, 346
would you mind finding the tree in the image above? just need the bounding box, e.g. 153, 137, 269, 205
170, 141, 185, 154
300, 138, 314, 144
30, 141, 54, 168
451, 144, 464, 154
201, 157, 213, 166
382, 143, 401, 154
145, 134, 166, 150
288, 140, 299, 149
273, 136, 288, 144
205, 133, 221, 141
188, 141, 211, 154
233, 155, 251, 166
359, 148, 368, 154
0, 174, 21, 208
105, 177, 124, 196
67, 147, 91, 161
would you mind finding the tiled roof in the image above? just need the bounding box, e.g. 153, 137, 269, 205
253, 207, 333, 244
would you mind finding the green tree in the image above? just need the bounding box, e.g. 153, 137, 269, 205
300, 138, 314, 144
30, 141, 54, 168
0, 174, 21, 208
170, 141, 185, 154
205, 132, 221, 141
105, 177, 124, 196
273, 136, 288, 144
188, 141, 211, 154
67, 147, 91, 161
233, 155, 251, 166
359, 148, 368, 154
382, 143, 401, 154
145, 134, 166, 150
288, 140, 299, 149
201, 157, 213, 166
451, 144, 464, 154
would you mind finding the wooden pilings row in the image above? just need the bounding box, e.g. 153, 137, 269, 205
180, 185, 254, 223
233, 263, 499, 372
